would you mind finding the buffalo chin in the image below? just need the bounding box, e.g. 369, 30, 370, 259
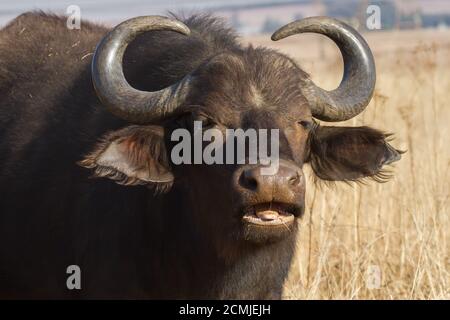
242, 219, 298, 244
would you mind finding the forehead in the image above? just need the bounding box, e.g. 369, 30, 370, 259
186, 48, 311, 124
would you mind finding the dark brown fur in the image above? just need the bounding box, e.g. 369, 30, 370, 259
0, 12, 401, 299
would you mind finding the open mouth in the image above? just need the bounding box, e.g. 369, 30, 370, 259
241, 202, 302, 227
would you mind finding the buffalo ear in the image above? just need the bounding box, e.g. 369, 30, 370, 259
308, 126, 402, 182
78, 125, 174, 190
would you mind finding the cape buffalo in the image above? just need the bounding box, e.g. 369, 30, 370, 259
0, 12, 401, 299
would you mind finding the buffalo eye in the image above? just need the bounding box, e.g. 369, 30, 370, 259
298, 120, 313, 130
173, 112, 216, 131
191, 112, 216, 129
172, 113, 190, 129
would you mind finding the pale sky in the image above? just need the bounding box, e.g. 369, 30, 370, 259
0, 0, 305, 25
1, 0, 449, 30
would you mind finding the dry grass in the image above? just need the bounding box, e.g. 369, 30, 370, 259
244, 29, 450, 300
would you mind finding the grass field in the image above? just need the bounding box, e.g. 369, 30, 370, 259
244, 29, 450, 299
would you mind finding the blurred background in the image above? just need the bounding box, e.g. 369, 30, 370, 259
1, 0, 450, 34
1, 0, 448, 299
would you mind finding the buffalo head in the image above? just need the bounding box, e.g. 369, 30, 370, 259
80, 16, 401, 246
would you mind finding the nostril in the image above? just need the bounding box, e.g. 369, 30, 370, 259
246, 177, 258, 191
240, 169, 259, 191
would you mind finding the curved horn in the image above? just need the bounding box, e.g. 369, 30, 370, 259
271, 17, 376, 122
92, 16, 192, 123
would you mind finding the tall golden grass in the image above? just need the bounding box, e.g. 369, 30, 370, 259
244, 29, 450, 299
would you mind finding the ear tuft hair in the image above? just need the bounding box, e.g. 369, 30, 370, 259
78, 126, 174, 193
308, 125, 403, 183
